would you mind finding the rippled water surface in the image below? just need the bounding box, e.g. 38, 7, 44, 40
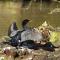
0, 1, 60, 37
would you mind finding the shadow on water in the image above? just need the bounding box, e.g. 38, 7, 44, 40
21, 0, 31, 7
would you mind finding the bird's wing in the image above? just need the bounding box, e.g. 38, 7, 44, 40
8, 22, 18, 37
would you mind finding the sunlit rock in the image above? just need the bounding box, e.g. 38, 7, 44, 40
38, 21, 48, 31
0, 56, 4, 60
42, 21, 48, 27
48, 8, 60, 14
38, 21, 54, 32
18, 47, 33, 56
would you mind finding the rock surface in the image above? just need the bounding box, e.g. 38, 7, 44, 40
0, 42, 60, 60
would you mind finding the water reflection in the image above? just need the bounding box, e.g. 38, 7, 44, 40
0, 1, 60, 37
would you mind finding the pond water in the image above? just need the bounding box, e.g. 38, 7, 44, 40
0, 1, 60, 37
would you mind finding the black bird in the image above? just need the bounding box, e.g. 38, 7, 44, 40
8, 22, 18, 37
8, 19, 31, 47
8, 22, 20, 46
22, 19, 30, 30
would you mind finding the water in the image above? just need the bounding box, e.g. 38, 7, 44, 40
0, 1, 60, 37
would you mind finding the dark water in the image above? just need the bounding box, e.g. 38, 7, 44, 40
20, 2, 60, 28
0, 1, 60, 37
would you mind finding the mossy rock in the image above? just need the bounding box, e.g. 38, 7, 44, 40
50, 32, 59, 43
49, 31, 60, 47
